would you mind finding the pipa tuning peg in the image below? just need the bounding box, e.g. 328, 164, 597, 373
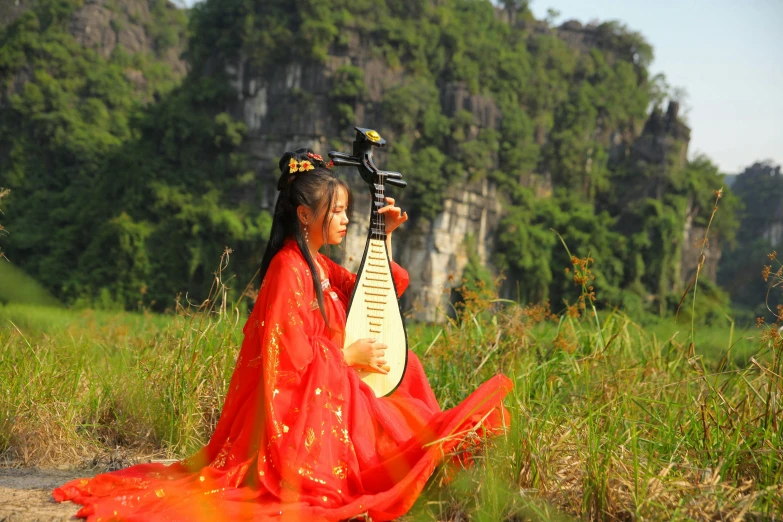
353, 127, 387, 147
329, 151, 356, 161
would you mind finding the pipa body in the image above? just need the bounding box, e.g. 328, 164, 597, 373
343, 238, 408, 396
329, 128, 409, 397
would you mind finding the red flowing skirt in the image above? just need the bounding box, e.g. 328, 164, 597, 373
54, 245, 512, 521
54, 361, 511, 521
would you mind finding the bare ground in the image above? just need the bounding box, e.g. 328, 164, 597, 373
0, 468, 95, 522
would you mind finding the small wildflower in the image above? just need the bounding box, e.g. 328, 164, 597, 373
756, 316, 765, 328
762, 265, 771, 282
769, 251, 778, 261
713, 188, 723, 199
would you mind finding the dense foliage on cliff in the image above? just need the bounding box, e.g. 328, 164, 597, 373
0, 0, 267, 309
184, 0, 739, 318
0, 0, 743, 320
719, 161, 783, 318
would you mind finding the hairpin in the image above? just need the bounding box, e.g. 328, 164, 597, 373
288, 158, 315, 173
307, 152, 323, 162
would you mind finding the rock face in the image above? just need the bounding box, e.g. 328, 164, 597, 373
0, 0, 35, 30
2, 0, 187, 92
733, 161, 783, 248
682, 200, 722, 283
226, 19, 707, 323
227, 49, 505, 321
71, 0, 187, 76
396, 178, 503, 321
619, 101, 717, 287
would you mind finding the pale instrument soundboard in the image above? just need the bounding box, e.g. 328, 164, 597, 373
329, 128, 408, 397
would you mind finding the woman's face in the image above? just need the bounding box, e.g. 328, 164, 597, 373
310, 186, 350, 247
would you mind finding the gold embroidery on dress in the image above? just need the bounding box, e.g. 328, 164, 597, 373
305, 428, 316, 453
333, 461, 348, 479
214, 438, 232, 468
266, 323, 282, 434
297, 463, 327, 485
332, 426, 350, 445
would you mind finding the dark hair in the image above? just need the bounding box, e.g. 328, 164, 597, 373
258, 148, 353, 324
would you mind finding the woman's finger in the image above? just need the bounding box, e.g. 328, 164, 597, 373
378, 205, 399, 215
385, 197, 395, 205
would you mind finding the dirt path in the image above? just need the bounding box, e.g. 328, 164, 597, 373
0, 468, 95, 522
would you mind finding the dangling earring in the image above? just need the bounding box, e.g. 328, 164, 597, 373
304, 222, 309, 244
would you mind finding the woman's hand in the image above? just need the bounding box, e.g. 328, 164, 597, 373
378, 197, 408, 235
344, 338, 389, 374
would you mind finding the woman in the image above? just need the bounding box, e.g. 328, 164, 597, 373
54, 149, 512, 521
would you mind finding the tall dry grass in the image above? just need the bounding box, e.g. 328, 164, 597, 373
0, 240, 781, 520
0, 249, 244, 467
405, 273, 782, 521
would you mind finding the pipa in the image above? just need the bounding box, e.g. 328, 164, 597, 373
328, 127, 408, 397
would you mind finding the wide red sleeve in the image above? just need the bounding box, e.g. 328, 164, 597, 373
251, 253, 317, 374
322, 254, 409, 299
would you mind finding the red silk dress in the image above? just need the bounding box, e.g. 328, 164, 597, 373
54, 239, 512, 521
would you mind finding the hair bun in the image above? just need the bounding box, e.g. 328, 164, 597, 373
276, 148, 330, 191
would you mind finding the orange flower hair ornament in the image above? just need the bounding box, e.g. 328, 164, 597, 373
288, 158, 315, 173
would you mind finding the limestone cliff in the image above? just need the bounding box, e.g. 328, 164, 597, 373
1, 0, 187, 102
4, 1, 713, 321
227, 17, 707, 322
225, 48, 507, 321
69, 0, 187, 76
0, 0, 34, 30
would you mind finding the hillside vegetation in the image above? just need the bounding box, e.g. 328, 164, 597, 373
0, 0, 758, 322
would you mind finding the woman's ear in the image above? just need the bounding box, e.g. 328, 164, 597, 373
296, 205, 311, 226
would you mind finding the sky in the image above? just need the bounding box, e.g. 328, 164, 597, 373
179, 0, 782, 175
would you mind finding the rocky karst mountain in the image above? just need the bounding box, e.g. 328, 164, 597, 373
224, 15, 712, 321
2, 0, 186, 100
1, 0, 744, 321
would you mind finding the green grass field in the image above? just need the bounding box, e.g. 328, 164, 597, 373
1, 279, 781, 520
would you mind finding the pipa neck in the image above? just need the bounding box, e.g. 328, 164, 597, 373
370, 177, 386, 241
